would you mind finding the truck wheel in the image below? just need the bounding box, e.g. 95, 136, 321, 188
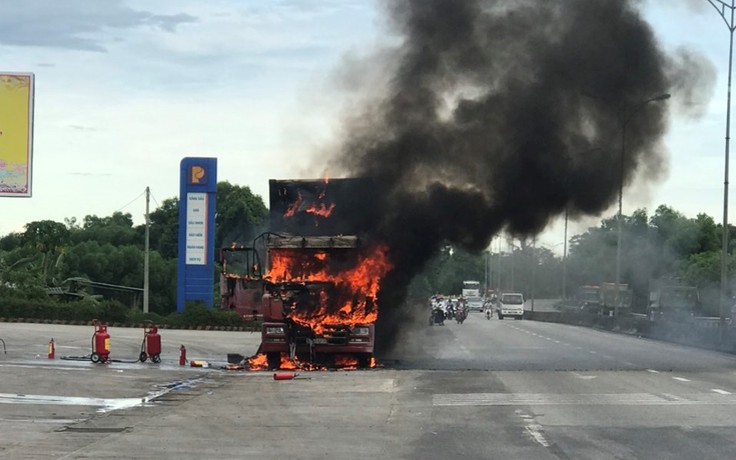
266, 352, 281, 370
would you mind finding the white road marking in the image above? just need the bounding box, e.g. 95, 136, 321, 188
525, 424, 551, 447
589, 350, 597, 354
571, 372, 597, 380
553, 340, 561, 344
712, 389, 732, 395
0, 364, 90, 372
673, 377, 691, 382
647, 369, 659, 373
433, 392, 736, 406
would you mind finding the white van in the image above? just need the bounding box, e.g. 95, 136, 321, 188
497, 292, 524, 320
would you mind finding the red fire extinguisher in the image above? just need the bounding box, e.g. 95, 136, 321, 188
48, 338, 55, 359
179, 344, 187, 366
139, 323, 161, 363
91, 322, 110, 363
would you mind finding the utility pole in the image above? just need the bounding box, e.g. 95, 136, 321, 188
143, 186, 150, 314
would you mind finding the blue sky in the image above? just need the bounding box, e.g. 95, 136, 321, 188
0, 0, 733, 251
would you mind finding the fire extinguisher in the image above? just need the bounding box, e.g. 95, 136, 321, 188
139, 322, 161, 363
179, 345, 187, 366
48, 338, 55, 359
91, 321, 110, 363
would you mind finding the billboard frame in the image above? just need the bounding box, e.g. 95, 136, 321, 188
0, 72, 35, 197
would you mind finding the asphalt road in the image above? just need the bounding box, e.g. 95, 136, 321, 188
3, 315, 736, 459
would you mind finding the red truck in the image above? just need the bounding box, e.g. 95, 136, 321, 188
259, 234, 386, 369
222, 178, 391, 369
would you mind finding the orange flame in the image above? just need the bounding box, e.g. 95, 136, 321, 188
334, 355, 359, 370
305, 202, 336, 218
265, 243, 392, 334
284, 192, 303, 217
247, 353, 268, 370
280, 354, 298, 370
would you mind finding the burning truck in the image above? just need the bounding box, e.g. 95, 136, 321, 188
220, 178, 392, 369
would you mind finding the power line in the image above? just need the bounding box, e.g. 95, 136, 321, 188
114, 190, 145, 214
149, 190, 160, 209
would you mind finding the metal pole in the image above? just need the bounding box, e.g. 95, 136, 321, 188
531, 236, 536, 315
143, 186, 150, 314
510, 238, 515, 291
496, 243, 502, 292
707, 0, 736, 349
485, 249, 489, 295
562, 207, 568, 300
721, 24, 734, 346
616, 124, 625, 289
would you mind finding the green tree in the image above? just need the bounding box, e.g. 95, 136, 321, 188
71, 212, 139, 247
216, 181, 268, 248
148, 197, 179, 260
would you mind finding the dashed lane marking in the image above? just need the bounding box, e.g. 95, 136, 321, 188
673, 377, 691, 382
713, 389, 732, 395
647, 369, 659, 373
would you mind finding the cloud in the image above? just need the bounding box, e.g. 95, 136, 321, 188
0, 0, 196, 52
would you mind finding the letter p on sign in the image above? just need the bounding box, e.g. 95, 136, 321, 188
190, 166, 206, 184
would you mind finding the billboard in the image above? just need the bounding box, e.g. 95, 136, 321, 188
0, 73, 34, 197
177, 157, 218, 312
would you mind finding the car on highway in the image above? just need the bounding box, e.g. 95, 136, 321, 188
466, 295, 485, 312
497, 292, 524, 320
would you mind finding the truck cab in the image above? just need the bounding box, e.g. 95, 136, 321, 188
258, 235, 379, 369
497, 292, 524, 320
648, 285, 700, 321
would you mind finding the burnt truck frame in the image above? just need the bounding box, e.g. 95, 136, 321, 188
259, 235, 375, 369
219, 245, 264, 320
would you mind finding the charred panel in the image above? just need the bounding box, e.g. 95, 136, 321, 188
269, 178, 378, 237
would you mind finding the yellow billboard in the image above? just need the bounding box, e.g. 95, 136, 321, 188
0, 73, 34, 197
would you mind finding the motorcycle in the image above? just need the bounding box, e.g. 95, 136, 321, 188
430, 308, 445, 326
455, 307, 468, 324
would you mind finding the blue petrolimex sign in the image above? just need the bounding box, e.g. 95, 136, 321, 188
177, 157, 217, 312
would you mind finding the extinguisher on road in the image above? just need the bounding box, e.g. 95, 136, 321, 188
139, 322, 161, 363
179, 345, 187, 366
91, 321, 110, 363
48, 338, 55, 359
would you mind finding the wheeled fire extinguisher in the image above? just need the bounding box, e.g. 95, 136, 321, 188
139, 322, 161, 363
90, 321, 110, 363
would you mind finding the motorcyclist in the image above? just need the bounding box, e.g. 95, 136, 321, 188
432, 306, 446, 326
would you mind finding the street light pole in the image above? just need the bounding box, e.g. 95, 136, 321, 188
531, 236, 536, 315
706, 0, 736, 348
615, 94, 671, 295
563, 207, 568, 300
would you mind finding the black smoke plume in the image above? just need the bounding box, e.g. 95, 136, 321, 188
326, 0, 714, 352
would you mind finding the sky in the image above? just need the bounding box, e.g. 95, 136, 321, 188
0, 0, 733, 253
